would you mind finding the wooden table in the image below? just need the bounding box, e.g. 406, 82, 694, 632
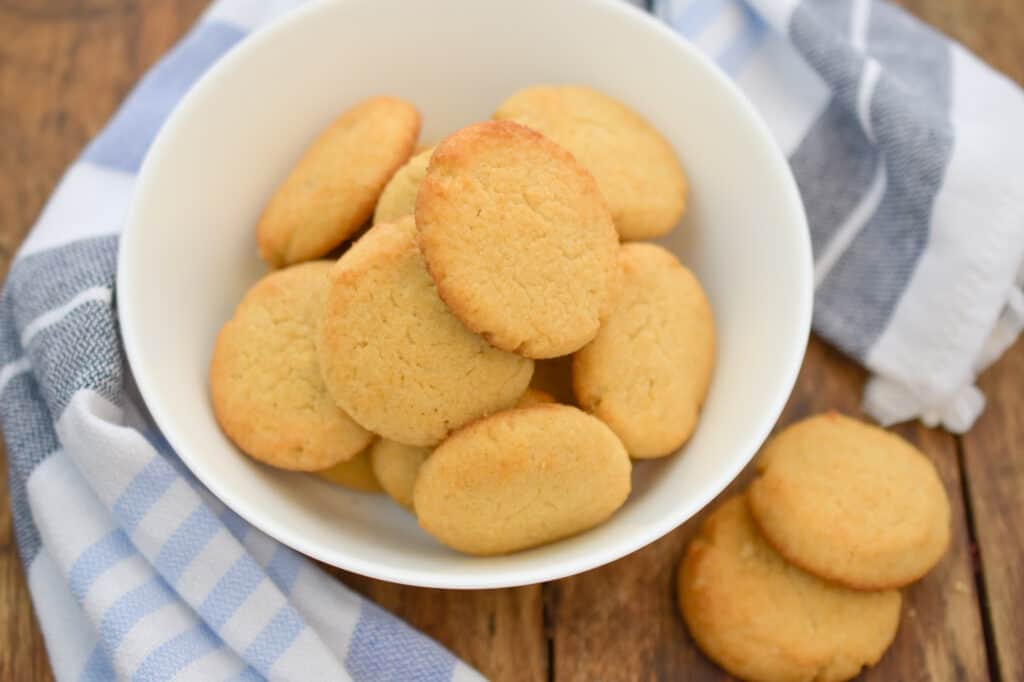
1, 1, 1021, 680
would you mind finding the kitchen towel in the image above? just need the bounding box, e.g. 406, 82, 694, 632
2, 0, 1022, 680
654, 0, 1024, 432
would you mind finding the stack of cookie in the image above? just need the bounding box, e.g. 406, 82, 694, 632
210, 87, 717, 555
677, 413, 952, 682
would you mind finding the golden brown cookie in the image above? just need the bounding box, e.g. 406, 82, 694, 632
678, 496, 901, 682
414, 404, 631, 555
516, 387, 555, 408
747, 413, 951, 590
210, 262, 372, 471
257, 97, 420, 267
317, 216, 533, 447
373, 147, 433, 225
370, 387, 555, 511
369, 439, 428, 510
574, 243, 715, 458
529, 355, 575, 405
315, 444, 382, 493
416, 120, 619, 358
494, 85, 686, 240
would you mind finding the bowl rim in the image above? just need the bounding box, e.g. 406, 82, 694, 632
118, 0, 813, 589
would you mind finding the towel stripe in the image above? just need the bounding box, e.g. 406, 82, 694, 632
131, 624, 223, 682
95, 577, 177, 655
154, 505, 222, 585
68, 531, 135, 602
20, 286, 111, 349
112, 456, 179, 534
198, 555, 265, 630
242, 605, 305, 673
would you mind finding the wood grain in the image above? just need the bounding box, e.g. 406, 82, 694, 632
962, 337, 1024, 682
0, 1, 1022, 681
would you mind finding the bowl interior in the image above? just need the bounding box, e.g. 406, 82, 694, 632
119, 0, 811, 588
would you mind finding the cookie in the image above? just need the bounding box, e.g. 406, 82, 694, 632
369, 439, 428, 510
529, 355, 575, 405
747, 413, 951, 590
374, 146, 433, 225
416, 120, 619, 358
414, 404, 631, 555
317, 216, 534, 446
315, 444, 382, 493
515, 387, 555, 408
574, 243, 715, 458
257, 96, 420, 267
494, 85, 686, 240
370, 387, 555, 510
210, 262, 372, 471
678, 496, 901, 682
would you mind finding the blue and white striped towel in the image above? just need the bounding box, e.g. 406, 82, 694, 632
655, 0, 1024, 432
1, 0, 1022, 680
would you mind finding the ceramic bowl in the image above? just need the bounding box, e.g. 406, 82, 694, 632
119, 0, 812, 588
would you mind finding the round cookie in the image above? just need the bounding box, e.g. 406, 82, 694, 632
494, 85, 687, 240
317, 216, 534, 446
414, 404, 631, 555
416, 120, 619, 359
210, 262, 372, 471
370, 439, 428, 510
747, 412, 951, 590
516, 386, 556, 408
678, 495, 901, 682
374, 147, 433, 225
257, 96, 420, 267
370, 387, 555, 510
315, 444, 382, 493
574, 243, 715, 458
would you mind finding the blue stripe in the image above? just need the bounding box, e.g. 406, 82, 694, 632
141, 429, 193, 480
670, 0, 728, 37
131, 624, 222, 682
243, 605, 305, 674
264, 545, 301, 594
112, 456, 178, 533
83, 21, 245, 173
69, 531, 135, 601
346, 600, 457, 681
96, 577, 176, 655
227, 668, 265, 682
716, 4, 767, 75
154, 505, 220, 584
198, 555, 264, 630
79, 644, 116, 682
220, 506, 250, 542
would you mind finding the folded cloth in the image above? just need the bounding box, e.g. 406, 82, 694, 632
654, 0, 1024, 432
2, 0, 1022, 680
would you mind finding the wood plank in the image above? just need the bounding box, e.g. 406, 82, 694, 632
0, 0, 206, 280
895, 0, 1024, 85
0, 3, 209, 681
549, 338, 989, 681
338, 570, 548, 681
962, 337, 1024, 682
0, 459, 52, 682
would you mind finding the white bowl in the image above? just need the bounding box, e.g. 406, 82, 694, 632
119, 0, 812, 589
